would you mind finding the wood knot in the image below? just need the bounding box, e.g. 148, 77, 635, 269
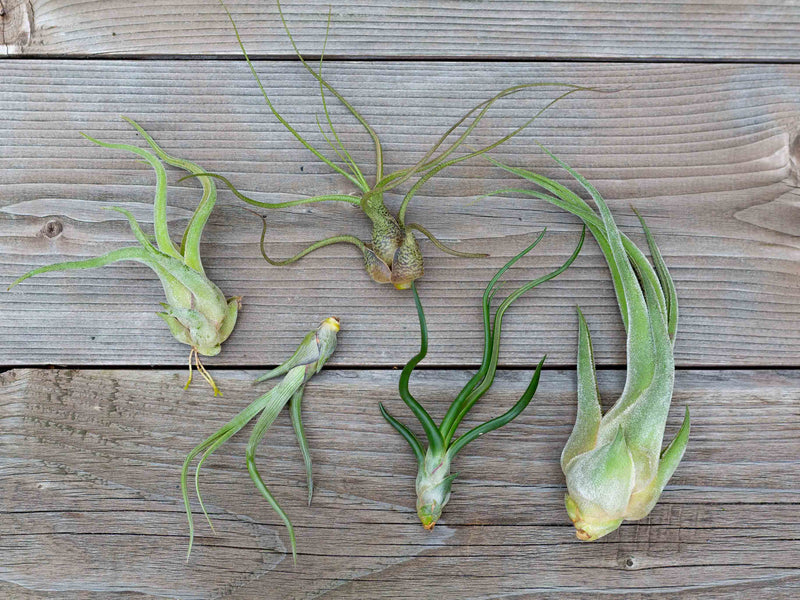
789, 132, 800, 186
623, 556, 635, 569
41, 219, 63, 238
0, 0, 34, 53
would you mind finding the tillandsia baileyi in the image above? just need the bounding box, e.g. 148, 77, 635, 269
485, 147, 690, 541
185, 0, 588, 289
8, 117, 240, 396
380, 228, 585, 528
181, 317, 340, 563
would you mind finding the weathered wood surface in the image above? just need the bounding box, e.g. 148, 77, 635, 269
1, 367, 798, 599
2, 61, 800, 368
3, 0, 800, 595
2, 0, 800, 60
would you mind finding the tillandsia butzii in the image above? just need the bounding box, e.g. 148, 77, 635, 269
380, 228, 585, 528
8, 117, 240, 396
181, 316, 339, 563
184, 0, 588, 290
485, 147, 690, 541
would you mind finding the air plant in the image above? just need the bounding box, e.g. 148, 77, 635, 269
8, 117, 240, 396
485, 148, 690, 541
381, 228, 585, 528
181, 316, 340, 562
186, 0, 587, 289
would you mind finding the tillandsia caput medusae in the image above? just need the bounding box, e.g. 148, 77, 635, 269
184, 0, 588, 289
181, 316, 339, 563
380, 228, 585, 528
8, 117, 240, 396
485, 147, 690, 541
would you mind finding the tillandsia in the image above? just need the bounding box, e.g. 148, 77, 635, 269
181, 316, 340, 563
485, 147, 690, 541
380, 228, 585, 528
185, 0, 588, 289
8, 117, 240, 396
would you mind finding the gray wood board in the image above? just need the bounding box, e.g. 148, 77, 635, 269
1, 367, 798, 599
2, 0, 800, 60
2, 60, 799, 367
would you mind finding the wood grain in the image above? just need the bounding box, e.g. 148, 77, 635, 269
2, 367, 798, 599
3, 2, 799, 598
2, 60, 799, 368
3, 0, 800, 60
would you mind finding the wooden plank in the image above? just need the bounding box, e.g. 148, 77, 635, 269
3, 0, 800, 60
2, 60, 799, 368
1, 367, 798, 598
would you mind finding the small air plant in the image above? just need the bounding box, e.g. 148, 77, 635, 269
8, 117, 240, 396
381, 228, 585, 528
485, 148, 690, 541
188, 1, 587, 289
181, 316, 340, 562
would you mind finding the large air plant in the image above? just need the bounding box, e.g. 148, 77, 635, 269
9, 117, 240, 396
188, 1, 586, 289
381, 229, 585, 528
486, 148, 690, 541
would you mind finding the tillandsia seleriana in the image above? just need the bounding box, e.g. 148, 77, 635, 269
181, 317, 339, 562
187, 0, 587, 289
380, 228, 585, 528
8, 117, 240, 396
485, 147, 690, 541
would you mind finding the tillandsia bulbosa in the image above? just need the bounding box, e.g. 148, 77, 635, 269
8, 117, 240, 396
380, 228, 585, 528
485, 147, 690, 541
181, 317, 339, 562
185, 1, 588, 289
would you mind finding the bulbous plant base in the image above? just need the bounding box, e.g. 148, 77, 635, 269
565, 494, 623, 541
415, 452, 454, 530
362, 224, 425, 290
171, 296, 241, 397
